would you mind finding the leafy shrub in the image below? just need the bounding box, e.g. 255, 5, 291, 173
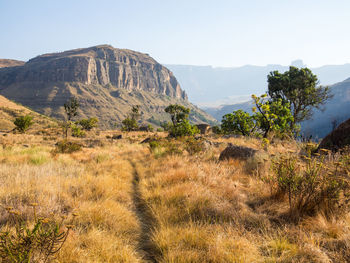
212, 125, 223, 134
156, 128, 164, 132
270, 153, 350, 219
76, 117, 98, 130
147, 124, 154, 132
121, 117, 138, 131
168, 120, 200, 137
121, 106, 140, 131
0, 205, 71, 263
222, 110, 255, 135
71, 124, 86, 138
14, 115, 33, 133
55, 140, 82, 153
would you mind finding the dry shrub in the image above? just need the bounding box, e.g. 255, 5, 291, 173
270, 152, 350, 219
54, 140, 82, 154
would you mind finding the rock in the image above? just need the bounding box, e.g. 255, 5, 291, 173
112, 134, 122, 140
195, 124, 211, 134
219, 143, 257, 161
318, 118, 350, 151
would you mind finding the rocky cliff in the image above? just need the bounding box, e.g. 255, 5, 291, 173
0, 45, 215, 128
0, 45, 186, 100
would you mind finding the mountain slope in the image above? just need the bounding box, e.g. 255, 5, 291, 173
0, 59, 25, 68
0, 95, 56, 131
0, 45, 216, 128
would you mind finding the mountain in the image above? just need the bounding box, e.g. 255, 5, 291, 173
166, 62, 350, 107
0, 59, 25, 68
0, 45, 216, 128
204, 78, 350, 139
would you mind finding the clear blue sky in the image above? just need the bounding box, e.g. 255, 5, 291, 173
1, 0, 350, 67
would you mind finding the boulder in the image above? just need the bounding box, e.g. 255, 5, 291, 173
318, 118, 350, 151
219, 143, 257, 161
195, 124, 211, 134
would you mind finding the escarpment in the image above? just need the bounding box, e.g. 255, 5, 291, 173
0, 45, 215, 128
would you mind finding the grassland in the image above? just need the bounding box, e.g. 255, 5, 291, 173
0, 130, 350, 262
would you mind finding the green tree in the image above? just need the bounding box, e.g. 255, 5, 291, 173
64, 97, 79, 122
121, 106, 141, 131
252, 94, 294, 138
165, 104, 190, 126
63, 97, 80, 138
13, 115, 33, 133
77, 117, 98, 131
221, 110, 256, 136
164, 104, 199, 137
267, 66, 332, 129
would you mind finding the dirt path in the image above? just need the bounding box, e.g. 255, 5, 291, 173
129, 160, 162, 263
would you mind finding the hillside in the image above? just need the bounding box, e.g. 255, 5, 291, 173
0, 45, 216, 128
0, 94, 56, 132
0, 59, 25, 68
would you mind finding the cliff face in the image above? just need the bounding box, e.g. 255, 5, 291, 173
0, 45, 186, 100
0, 45, 215, 128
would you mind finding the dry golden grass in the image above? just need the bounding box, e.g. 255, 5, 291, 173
1, 131, 350, 262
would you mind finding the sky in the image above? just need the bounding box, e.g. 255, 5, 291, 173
1, 0, 350, 67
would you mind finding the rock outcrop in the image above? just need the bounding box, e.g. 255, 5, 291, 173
0, 45, 216, 128
219, 143, 257, 161
0, 45, 186, 100
318, 118, 350, 151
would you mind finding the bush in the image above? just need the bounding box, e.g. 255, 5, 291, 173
168, 120, 200, 137
71, 124, 86, 138
76, 117, 98, 131
121, 117, 138, 131
212, 125, 222, 134
270, 153, 350, 219
55, 140, 82, 153
14, 115, 33, 133
0, 205, 71, 263
222, 110, 255, 135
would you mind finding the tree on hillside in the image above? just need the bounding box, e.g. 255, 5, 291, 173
267, 66, 332, 129
165, 104, 190, 126
164, 104, 199, 137
14, 115, 33, 133
63, 97, 80, 138
122, 105, 141, 131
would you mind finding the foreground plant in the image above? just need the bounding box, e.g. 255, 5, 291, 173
270, 150, 350, 219
0, 204, 72, 263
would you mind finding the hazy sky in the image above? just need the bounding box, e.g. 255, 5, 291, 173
1, 0, 350, 67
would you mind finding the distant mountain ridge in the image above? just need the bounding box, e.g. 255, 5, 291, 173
0, 45, 215, 128
166, 62, 350, 107
0, 59, 25, 68
204, 77, 350, 139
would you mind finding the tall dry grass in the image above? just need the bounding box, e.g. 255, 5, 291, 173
0, 132, 349, 262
